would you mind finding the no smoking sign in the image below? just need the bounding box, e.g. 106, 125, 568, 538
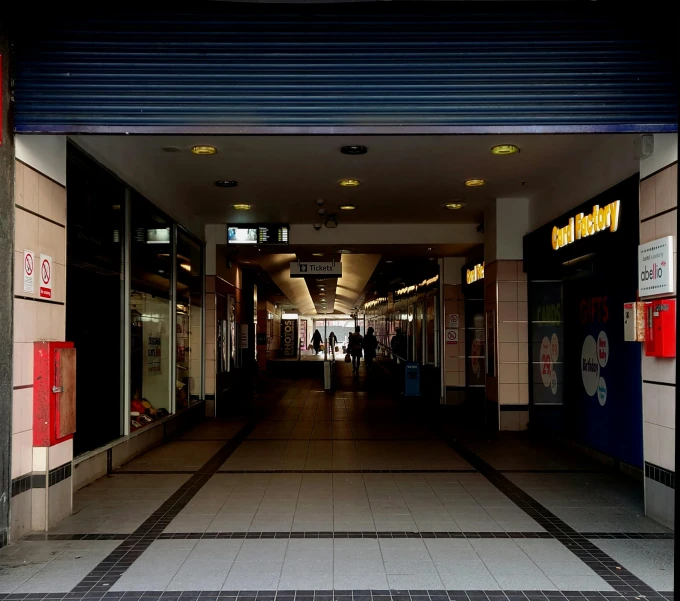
39, 254, 52, 299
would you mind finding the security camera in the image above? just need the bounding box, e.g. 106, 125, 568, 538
313, 223, 322, 231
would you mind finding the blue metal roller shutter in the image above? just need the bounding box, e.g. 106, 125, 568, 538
11, 4, 678, 133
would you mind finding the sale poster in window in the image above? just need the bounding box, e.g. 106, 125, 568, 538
530, 281, 564, 405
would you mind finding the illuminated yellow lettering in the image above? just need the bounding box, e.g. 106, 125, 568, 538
609, 200, 620, 232
552, 226, 559, 250
587, 214, 594, 235
597, 207, 605, 231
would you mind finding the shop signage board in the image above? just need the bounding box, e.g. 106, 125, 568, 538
445, 329, 458, 345
638, 236, 674, 297
39, 254, 52, 299
23, 249, 35, 293
290, 261, 342, 278
551, 200, 620, 250
282, 319, 297, 357
466, 262, 484, 284
447, 314, 459, 328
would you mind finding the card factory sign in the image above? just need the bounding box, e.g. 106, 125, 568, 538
551, 200, 621, 250
290, 261, 342, 278
639, 236, 675, 297
466, 262, 484, 284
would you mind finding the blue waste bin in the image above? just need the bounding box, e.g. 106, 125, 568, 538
404, 362, 420, 396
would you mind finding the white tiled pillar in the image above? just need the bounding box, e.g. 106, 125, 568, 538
11, 136, 72, 539
639, 134, 677, 529
484, 198, 530, 430
440, 257, 466, 405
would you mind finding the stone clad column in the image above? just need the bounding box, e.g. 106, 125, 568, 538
484, 199, 530, 431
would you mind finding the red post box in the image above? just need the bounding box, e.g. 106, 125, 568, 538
34, 342, 77, 447
644, 299, 676, 358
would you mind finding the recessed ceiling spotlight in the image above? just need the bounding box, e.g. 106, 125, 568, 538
464, 179, 486, 187
313, 253, 324, 257
161, 146, 181, 153
339, 204, 357, 211
338, 249, 351, 254
427, 247, 432, 251
490, 144, 519, 155
190, 145, 218, 155
445, 202, 466, 210
385, 260, 393, 264
215, 180, 238, 188
232, 204, 252, 210
341, 145, 368, 155
338, 179, 361, 187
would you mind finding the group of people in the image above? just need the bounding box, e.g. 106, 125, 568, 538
310, 325, 408, 376
346, 326, 378, 375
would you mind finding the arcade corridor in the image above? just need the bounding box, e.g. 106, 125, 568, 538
0, 365, 673, 597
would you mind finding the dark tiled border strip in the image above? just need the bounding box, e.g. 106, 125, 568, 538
49, 462, 72, 487
10, 463, 71, 497
0, 590, 673, 601
583, 532, 674, 540
497, 470, 606, 474
70, 421, 257, 595
644, 462, 675, 489
439, 433, 658, 597
22, 530, 672, 542
215, 470, 478, 474
156, 531, 554, 540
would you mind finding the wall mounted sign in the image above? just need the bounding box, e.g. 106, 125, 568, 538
23, 249, 35, 293
445, 329, 459, 345
290, 261, 342, 278
39, 254, 52, 299
639, 236, 674, 297
466, 262, 484, 284
447, 314, 459, 328
551, 200, 620, 250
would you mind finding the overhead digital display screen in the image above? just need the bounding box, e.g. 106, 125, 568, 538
228, 224, 289, 245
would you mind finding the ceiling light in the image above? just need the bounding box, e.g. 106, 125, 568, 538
338, 249, 351, 254
190, 145, 218, 155
232, 204, 252, 210
465, 179, 486, 187
313, 253, 324, 257
490, 144, 519, 155
445, 202, 466, 210
341, 145, 368, 155
215, 180, 238, 188
385, 260, 393, 264
338, 179, 361, 187
162, 146, 181, 153
339, 204, 357, 211
427, 247, 432, 251
180, 263, 191, 272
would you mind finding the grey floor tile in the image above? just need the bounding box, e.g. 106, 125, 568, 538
223, 561, 283, 590
386, 574, 445, 589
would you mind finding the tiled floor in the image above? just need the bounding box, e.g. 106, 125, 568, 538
0, 367, 674, 600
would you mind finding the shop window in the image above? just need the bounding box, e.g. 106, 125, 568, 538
176, 231, 203, 409
425, 296, 436, 365
130, 196, 172, 430
66, 146, 125, 455
529, 281, 564, 405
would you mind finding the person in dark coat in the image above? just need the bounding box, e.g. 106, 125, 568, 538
347, 326, 364, 374
363, 327, 378, 372
311, 329, 322, 355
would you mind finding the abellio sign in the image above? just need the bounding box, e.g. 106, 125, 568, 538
639, 236, 674, 297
